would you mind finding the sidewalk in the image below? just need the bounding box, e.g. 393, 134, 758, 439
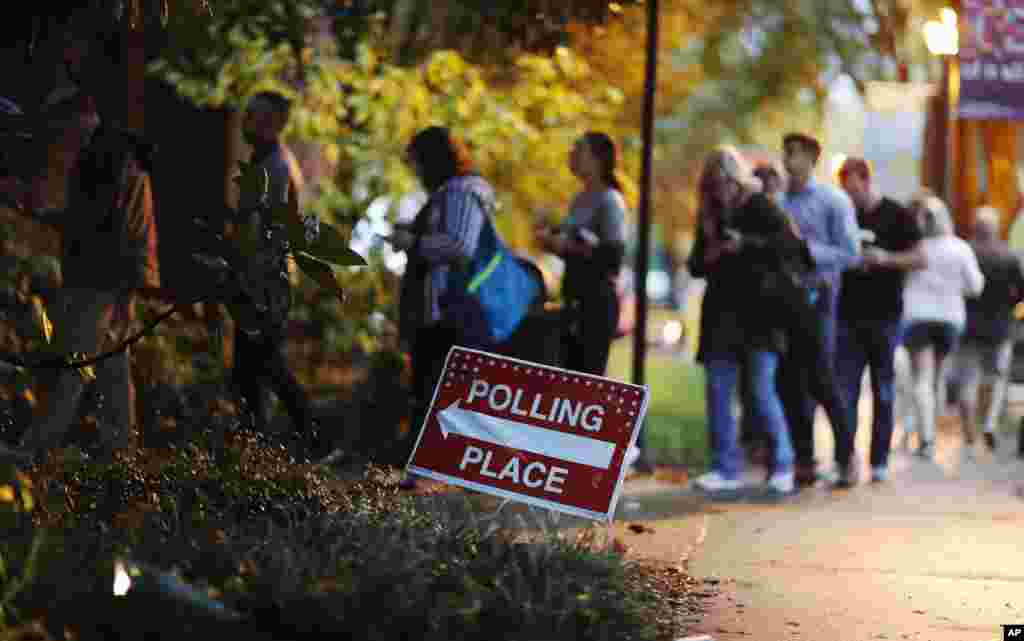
616, 408, 1024, 641
401, 390, 1024, 641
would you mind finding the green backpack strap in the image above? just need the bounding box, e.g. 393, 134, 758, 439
467, 249, 503, 294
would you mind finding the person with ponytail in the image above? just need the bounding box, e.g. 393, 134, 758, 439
535, 132, 628, 377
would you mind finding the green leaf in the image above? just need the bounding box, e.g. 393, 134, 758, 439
235, 162, 269, 205
292, 251, 346, 300
13, 366, 31, 390
267, 199, 305, 246
306, 221, 367, 266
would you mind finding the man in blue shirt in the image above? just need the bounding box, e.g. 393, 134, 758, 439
778, 133, 862, 487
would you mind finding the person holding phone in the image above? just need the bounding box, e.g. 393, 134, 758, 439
535, 132, 654, 474
686, 146, 811, 497
535, 132, 628, 377
386, 127, 499, 489
835, 157, 925, 486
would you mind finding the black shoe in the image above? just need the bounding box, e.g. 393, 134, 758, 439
915, 441, 936, 460
294, 418, 339, 464
795, 462, 818, 487
830, 462, 858, 490
983, 432, 998, 452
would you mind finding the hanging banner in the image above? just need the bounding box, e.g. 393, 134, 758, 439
959, 0, 1024, 119
406, 346, 649, 522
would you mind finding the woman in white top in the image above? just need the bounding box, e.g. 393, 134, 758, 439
901, 194, 985, 459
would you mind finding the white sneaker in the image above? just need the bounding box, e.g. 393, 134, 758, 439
694, 471, 743, 492
766, 470, 795, 495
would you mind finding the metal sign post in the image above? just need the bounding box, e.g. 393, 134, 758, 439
632, 0, 660, 455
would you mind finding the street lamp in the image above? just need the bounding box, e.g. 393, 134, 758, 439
923, 8, 959, 206
924, 8, 959, 56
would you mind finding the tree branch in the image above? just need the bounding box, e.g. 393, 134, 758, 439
0, 302, 189, 371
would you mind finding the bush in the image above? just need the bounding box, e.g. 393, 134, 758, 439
1, 435, 655, 641
14, 507, 654, 641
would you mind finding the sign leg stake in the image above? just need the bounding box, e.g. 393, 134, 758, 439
479, 497, 513, 523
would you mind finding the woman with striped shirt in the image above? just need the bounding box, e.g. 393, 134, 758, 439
387, 127, 500, 488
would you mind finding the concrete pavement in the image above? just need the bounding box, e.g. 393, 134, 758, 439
404, 390, 1024, 641
616, 410, 1024, 641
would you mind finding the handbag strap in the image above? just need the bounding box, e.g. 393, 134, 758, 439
467, 248, 503, 294
435, 181, 503, 289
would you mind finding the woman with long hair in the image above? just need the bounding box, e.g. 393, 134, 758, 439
900, 193, 984, 459
387, 126, 499, 489
535, 131, 628, 376
686, 146, 811, 497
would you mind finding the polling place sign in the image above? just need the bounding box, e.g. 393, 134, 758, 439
406, 346, 649, 522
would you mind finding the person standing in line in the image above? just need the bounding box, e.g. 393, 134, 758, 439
389, 126, 504, 489
535, 132, 655, 473
777, 132, 862, 487
230, 91, 317, 456
740, 160, 787, 463
951, 206, 1024, 454
535, 132, 629, 377
835, 157, 925, 485
901, 194, 985, 460
1, 94, 160, 462
753, 161, 786, 203
686, 146, 808, 498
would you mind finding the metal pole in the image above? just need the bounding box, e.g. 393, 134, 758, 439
632, 0, 658, 390
630, 0, 658, 463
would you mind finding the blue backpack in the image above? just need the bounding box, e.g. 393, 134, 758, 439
440, 193, 542, 347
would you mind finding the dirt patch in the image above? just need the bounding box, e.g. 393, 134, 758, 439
624, 558, 713, 640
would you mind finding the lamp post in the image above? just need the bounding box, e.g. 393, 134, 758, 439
923, 8, 959, 218
925, 7, 954, 222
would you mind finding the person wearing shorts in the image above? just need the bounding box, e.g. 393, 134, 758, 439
951, 207, 1024, 453
901, 194, 985, 460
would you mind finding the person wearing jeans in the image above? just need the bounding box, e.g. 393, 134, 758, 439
836, 157, 925, 485
705, 351, 793, 485
777, 133, 862, 487
835, 320, 906, 480
687, 146, 807, 497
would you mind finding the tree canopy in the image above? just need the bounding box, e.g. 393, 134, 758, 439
147, 0, 952, 288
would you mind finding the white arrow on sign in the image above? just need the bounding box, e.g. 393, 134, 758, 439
437, 400, 616, 470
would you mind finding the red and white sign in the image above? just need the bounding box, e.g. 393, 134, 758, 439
406, 346, 649, 522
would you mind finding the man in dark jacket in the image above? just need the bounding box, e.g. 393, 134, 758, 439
952, 206, 1024, 453
5, 91, 160, 460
